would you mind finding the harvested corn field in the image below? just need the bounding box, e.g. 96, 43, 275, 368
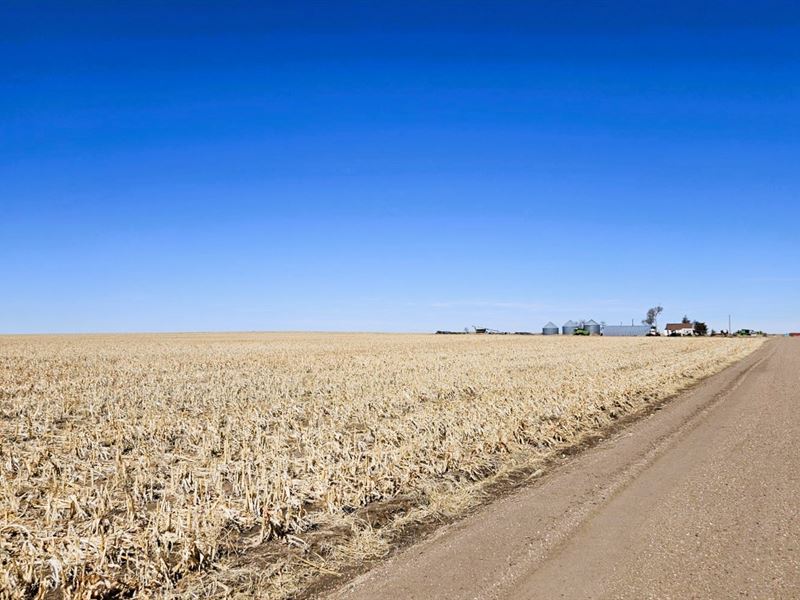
0, 334, 764, 598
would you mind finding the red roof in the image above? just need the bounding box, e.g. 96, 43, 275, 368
666, 322, 693, 331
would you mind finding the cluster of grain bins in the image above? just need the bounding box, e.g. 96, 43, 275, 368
542, 321, 652, 336
542, 320, 602, 335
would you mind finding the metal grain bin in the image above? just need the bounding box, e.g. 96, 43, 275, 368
585, 319, 602, 335
562, 320, 578, 335
542, 321, 559, 335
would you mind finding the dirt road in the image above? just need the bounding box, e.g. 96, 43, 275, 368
327, 338, 800, 599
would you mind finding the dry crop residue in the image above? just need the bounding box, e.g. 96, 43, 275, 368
0, 334, 763, 598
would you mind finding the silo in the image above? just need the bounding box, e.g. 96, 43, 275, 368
542, 321, 559, 335
585, 319, 602, 335
562, 320, 577, 335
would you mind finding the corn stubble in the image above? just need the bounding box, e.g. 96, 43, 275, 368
0, 333, 763, 598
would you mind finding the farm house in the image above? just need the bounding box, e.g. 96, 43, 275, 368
665, 323, 695, 336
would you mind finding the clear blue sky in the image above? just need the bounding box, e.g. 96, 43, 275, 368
3, 1, 799, 334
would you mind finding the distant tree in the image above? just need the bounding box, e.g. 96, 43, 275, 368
682, 315, 691, 324
693, 321, 708, 336
642, 306, 663, 328
710, 328, 717, 336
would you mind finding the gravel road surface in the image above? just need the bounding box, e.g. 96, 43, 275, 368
327, 338, 799, 599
